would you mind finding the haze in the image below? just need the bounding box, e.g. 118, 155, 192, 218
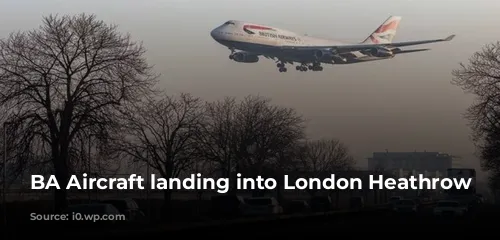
1, 0, 499, 178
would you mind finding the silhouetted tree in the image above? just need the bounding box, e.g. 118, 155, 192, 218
0, 113, 51, 189
299, 139, 355, 173
234, 96, 305, 178
195, 97, 238, 178
187, 158, 216, 203
481, 128, 500, 170
451, 42, 500, 189
196, 95, 305, 195
0, 14, 157, 211
298, 139, 355, 196
118, 93, 204, 219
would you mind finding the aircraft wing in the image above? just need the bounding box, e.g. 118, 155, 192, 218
280, 35, 455, 52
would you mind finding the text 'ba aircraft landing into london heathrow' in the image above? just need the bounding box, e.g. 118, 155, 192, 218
210, 16, 455, 72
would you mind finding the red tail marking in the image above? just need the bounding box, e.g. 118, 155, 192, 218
375, 20, 399, 33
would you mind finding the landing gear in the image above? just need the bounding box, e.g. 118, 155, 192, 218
276, 62, 287, 73
296, 63, 323, 72
275, 61, 322, 73
228, 48, 235, 60
311, 62, 323, 71
296, 64, 308, 72
312, 65, 323, 71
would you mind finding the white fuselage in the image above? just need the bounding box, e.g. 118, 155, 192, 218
210, 20, 342, 49
210, 20, 374, 64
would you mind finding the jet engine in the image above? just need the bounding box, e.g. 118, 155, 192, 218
229, 52, 259, 63
314, 49, 344, 63
314, 50, 332, 61
369, 47, 394, 57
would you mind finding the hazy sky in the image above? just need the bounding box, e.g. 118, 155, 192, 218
1, 0, 499, 177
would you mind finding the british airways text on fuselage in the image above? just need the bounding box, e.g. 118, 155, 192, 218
258, 31, 298, 41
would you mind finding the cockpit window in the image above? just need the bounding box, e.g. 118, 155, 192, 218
224, 21, 235, 25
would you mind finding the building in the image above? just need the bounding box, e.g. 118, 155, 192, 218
367, 151, 453, 177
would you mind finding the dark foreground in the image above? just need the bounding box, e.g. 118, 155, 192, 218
6, 204, 498, 237
177, 205, 498, 235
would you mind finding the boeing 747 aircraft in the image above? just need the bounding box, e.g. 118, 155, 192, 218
210, 16, 455, 72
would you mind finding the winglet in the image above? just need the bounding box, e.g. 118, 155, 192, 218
444, 35, 456, 41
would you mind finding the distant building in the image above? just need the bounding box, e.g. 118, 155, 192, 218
367, 151, 453, 177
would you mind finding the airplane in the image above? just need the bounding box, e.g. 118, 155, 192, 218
209, 16, 455, 72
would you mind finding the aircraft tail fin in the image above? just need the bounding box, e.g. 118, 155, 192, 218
362, 16, 402, 44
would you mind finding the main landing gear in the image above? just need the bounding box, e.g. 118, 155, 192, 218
295, 63, 323, 72
277, 62, 287, 72
296, 64, 308, 72
309, 62, 323, 71
277, 61, 323, 73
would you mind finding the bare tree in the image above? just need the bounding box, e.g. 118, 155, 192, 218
299, 138, 355, 173
0, 14, 157, 211
196, 95, 305, 195
234, 96, 305, 178
297, 138, 355, 195
451, 42, 500, 188
118, 93, 204, 217
186, 158, 217, 203
0, 116, 52, 189
195, 97, 238, 178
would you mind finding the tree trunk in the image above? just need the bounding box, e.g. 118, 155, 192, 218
229, 158, 240, 194
52, 106, 73, 213
162, 159, 174, 221
53, 187, 68, 213
276, 176, 283, 204
53, 158, 69, 213
52, 141, 70, 213
162, 189, 173, 221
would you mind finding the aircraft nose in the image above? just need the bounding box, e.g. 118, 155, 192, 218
210, 28, 217, 40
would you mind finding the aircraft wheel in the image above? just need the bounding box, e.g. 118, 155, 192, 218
282, 67, 287, 72
296, 66, 300, 71
302, 67, 308, 72
229, 55, 233, 60
308, 65, 313, 70
278, 68, 283, 72
312, 66, 322, 71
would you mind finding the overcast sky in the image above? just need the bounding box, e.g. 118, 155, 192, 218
1, 0, 499, 178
